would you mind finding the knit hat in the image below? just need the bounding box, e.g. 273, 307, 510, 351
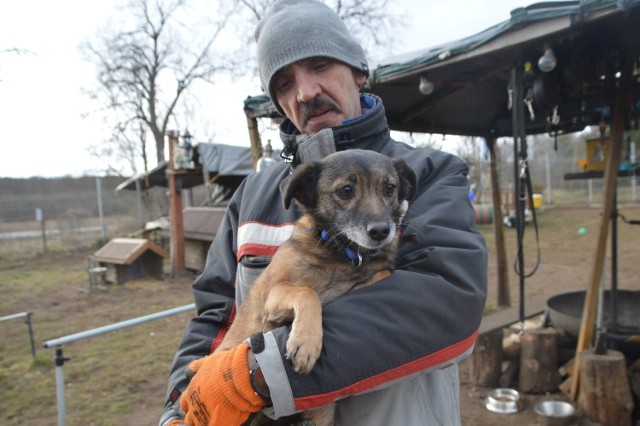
255, 0, 369, 115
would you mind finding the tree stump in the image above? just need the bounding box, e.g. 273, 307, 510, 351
467, 329, 502, 387
518, 328, 561, 393
499, 360, 519, 388
629, 359, 640, 421
578, 349, 634, 426
629, 358, 640, 401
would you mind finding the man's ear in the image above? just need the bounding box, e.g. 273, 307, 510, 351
394, 159, 417, 202
279, 163, 321, 209
354, 70, 367, 89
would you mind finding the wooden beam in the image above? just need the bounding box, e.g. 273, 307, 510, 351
570, 72, 629, 399
167, 131, 186, 276
245, 113, 262, 170
487, 136, 510, 307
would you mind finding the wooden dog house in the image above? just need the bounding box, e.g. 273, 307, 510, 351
92, 238, 169, 284
182, 207, 226, 272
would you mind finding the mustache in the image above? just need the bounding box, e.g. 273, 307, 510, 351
300, 96, 343, 126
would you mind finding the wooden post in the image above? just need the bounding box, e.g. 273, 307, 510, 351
35, 208, 47, 253
629, 358, 640, 420
167, 130, 185, 276
571, 71, 629, 399
578, 349, 634, 426
486, 136, 510, 307
518, 328, 561, 393
245, 114, 262, 170
467, 329, 503, 387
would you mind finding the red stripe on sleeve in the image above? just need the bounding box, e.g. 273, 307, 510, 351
294, 329, 479, 410
210, 304, 236, 353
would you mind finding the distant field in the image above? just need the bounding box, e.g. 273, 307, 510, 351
0, 215, 140, 261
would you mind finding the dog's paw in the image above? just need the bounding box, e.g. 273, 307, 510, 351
286, 331, 322, 374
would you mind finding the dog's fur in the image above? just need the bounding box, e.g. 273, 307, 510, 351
215, 149, 416, 425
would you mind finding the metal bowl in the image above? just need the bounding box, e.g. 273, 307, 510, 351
484, 388, 522, 414
534, 400, 576, 425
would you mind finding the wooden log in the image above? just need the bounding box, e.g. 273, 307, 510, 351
578, 349, 634, 426
499, 360, 519, 388
518, 328, 561, 393
630, 359, 640, 421
502, 332, 521, 360
558, 358, 576, 395
468, 329, 502, 387
630, 359, 640, 401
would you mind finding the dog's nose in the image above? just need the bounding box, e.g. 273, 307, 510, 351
367, 223, 390, 241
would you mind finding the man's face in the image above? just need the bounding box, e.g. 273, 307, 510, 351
271, 58, 367, 135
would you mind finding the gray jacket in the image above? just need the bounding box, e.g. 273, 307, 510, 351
160, 94, 488, 425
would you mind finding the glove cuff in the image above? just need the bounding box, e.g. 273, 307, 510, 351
227, 344, 265, 411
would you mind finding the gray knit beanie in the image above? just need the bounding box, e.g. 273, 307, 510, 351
255, 0, 369, 115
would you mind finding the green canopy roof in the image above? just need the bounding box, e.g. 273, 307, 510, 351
366, 0, 640, 137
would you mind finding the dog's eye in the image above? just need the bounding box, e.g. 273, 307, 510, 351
336, 185, 354, 199
384, 183, 397, 197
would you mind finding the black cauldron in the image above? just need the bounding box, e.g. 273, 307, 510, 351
547, 290, 640, 357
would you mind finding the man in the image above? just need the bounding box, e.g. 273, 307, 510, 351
160, 0, 487, 425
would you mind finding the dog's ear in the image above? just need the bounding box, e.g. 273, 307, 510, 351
394, 159, 417, 202
279, 163, 320, 210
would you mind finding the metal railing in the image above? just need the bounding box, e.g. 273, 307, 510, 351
42, 303, 196, 426
1, 311, 36, 358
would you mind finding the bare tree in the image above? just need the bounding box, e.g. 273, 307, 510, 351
82, 0, 239, 171
83, 0, 403, 174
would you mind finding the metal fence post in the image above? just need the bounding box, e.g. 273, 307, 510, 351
25, 312, 36, 358
54, 347, 69, 426
0, 311, 37, 359
43, 303, 195, 422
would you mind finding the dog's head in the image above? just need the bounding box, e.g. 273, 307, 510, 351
280, 149, 416, 250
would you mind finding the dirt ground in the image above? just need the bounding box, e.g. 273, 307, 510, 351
2, 203, 639, 425
459, 202, 640, 426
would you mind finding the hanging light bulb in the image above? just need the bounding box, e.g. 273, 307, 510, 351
419, 76, 434, 95
538, 46, 557, 72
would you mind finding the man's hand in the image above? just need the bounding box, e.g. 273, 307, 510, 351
180, 344, 265, 426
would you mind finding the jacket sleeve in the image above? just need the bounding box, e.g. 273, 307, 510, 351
160, 181, 244, 424
255, 149, 488, 416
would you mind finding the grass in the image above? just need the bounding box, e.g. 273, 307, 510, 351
0, 240, 195, 425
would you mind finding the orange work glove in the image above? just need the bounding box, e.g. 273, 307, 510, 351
180, 344, 266, 426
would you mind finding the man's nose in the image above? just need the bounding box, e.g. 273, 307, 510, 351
295, 72, 322, 104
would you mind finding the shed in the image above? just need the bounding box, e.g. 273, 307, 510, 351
365, 0, 640, 137
182, 207, 226, 272
92, 238, 169, 284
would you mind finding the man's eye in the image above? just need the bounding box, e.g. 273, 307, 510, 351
336, 185, 354, 199
275, 79, 291, 93
314, 61, 331, 72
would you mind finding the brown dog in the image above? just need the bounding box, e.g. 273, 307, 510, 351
215, 149, 416, 425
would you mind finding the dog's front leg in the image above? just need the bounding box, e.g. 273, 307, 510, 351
264, 285, 323, 374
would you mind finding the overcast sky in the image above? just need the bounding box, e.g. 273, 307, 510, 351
0, 0, 528, 178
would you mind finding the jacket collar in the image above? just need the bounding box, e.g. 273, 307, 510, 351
279, 93, 390, 165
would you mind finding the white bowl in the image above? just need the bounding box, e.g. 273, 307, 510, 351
534, 400, 576, 425
484, 388, 522, 414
